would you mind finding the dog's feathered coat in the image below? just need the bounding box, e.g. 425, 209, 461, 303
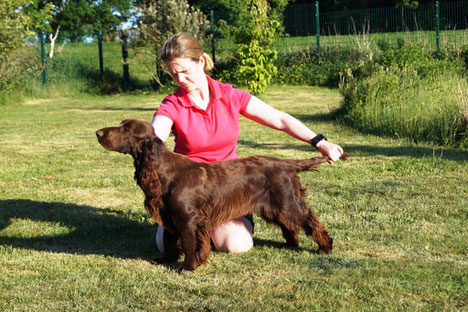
97, 119, 347, 271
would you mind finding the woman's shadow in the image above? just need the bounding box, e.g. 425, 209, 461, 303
0, 199, 157, 260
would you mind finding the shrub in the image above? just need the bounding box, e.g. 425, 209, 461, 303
461, 45, 468, 69
222, 0, 280, 94
132, 0, 210, 89
338, 43, 468, 146
0, 0, 53, 100
273, 46, 362, 88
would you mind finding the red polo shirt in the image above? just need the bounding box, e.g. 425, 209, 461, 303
154, 75, 252, 163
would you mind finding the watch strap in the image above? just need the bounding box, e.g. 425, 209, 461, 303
310, 134, 327, 148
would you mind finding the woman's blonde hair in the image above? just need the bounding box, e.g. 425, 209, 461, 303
161, 32, 214, 71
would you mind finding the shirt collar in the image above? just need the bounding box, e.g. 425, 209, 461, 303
175, 74, 221, 108
206, 74, 222, 101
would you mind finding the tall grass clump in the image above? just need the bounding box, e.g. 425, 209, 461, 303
338, 43, 468, 147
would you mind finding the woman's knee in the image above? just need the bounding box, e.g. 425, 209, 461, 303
156, 217, 253, 254
210, 217, 253, 253
155, 226, 165, 254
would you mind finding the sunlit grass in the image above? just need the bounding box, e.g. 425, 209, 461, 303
0, 86, 467, 311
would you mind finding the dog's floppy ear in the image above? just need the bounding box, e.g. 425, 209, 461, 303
134, 138, 163, 199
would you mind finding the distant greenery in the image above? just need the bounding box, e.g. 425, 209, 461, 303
0, 0, 53, 99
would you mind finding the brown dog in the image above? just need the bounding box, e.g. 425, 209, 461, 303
96, 119, 348, 271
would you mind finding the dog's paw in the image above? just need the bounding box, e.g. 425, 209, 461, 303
150, 257, 167, 265
316, 247, 332, 255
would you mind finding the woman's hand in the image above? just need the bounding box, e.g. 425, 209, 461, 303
316, 140, 344, 165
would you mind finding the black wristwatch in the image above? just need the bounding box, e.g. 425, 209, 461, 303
310, 134, 327, 148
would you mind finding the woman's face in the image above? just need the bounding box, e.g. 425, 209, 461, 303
166, 57, 206, 94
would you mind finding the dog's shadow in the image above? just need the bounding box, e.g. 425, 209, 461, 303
0, 199, 330, 269
0, 199, 157, 260
254, 237, 318, 254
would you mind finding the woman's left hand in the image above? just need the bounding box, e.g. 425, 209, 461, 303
316, 140, 344, 165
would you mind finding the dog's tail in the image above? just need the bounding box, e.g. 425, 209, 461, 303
286, 153, 350, 173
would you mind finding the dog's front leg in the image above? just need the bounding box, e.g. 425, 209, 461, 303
179, 223, 211, 271
151, 229, 181, 265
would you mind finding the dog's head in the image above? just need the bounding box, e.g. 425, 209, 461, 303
96, 119, 156, 156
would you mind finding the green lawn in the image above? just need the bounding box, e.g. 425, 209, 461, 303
0, 86, 467, 311
216, 29, 468, 58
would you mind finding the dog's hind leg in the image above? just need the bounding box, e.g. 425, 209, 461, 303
301, 207, 333, 254
277, 216, 300, 248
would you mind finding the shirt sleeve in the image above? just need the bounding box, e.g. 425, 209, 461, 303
154, 95, 179, 122
231, 88, 252, 115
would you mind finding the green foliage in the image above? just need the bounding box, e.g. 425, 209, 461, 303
273, 47, 362, 88
395, 0, 419, 9
0, 0, 53, 94
42, 0, 132, 42
235, 43, 277, 95
192, 0, 288, 26
132, 0, 210, 88
227, 0, 280, 94
461, 45, 468, 69
0, 0, 53, 55
0, 47, 42, 98
338, 43, 468, 146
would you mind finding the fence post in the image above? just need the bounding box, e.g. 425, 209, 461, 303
210, 10, 216, 64
97, 31, 104, 77
39, 30, 47, 85
121, 32, 130, 91
435, 0, 440, 50
315, 1, 320, 57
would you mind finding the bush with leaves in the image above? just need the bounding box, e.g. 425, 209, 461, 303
273, 47, 362, 88
132, 0, 210, 89
218, 0, 284, 94
0, 0, 53, 96
338, 43, 468, 146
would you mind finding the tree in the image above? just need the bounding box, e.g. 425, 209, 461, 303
40, 0, 132, 43
0, 0, 53, 55
0, 0, 53, 92
396, 0, 419, 30
232, 0, 280, 94
132, 0, 210, 88
215, 0, 284, 94
189, 0, 288, 25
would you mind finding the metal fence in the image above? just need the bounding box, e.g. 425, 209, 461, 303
278, 0, 468, 53
284, 0, 467, 36
36, 1, 468, 88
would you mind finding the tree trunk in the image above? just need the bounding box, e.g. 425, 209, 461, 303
48, 26, 61, 58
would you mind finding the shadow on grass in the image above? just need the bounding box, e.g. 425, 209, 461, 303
238, 140, 310, 152
95, 106, 156, 112
292, 113, 338, 123
0, 200, 367, 271
343, 145, 468, 162
254, 238, 364, 270
0, 199, 156, 260
238, 141, 467, 162
48, 58, 152, 95
254, 237, 316, 253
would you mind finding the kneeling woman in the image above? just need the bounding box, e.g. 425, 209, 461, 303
152, 32, 344, 254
